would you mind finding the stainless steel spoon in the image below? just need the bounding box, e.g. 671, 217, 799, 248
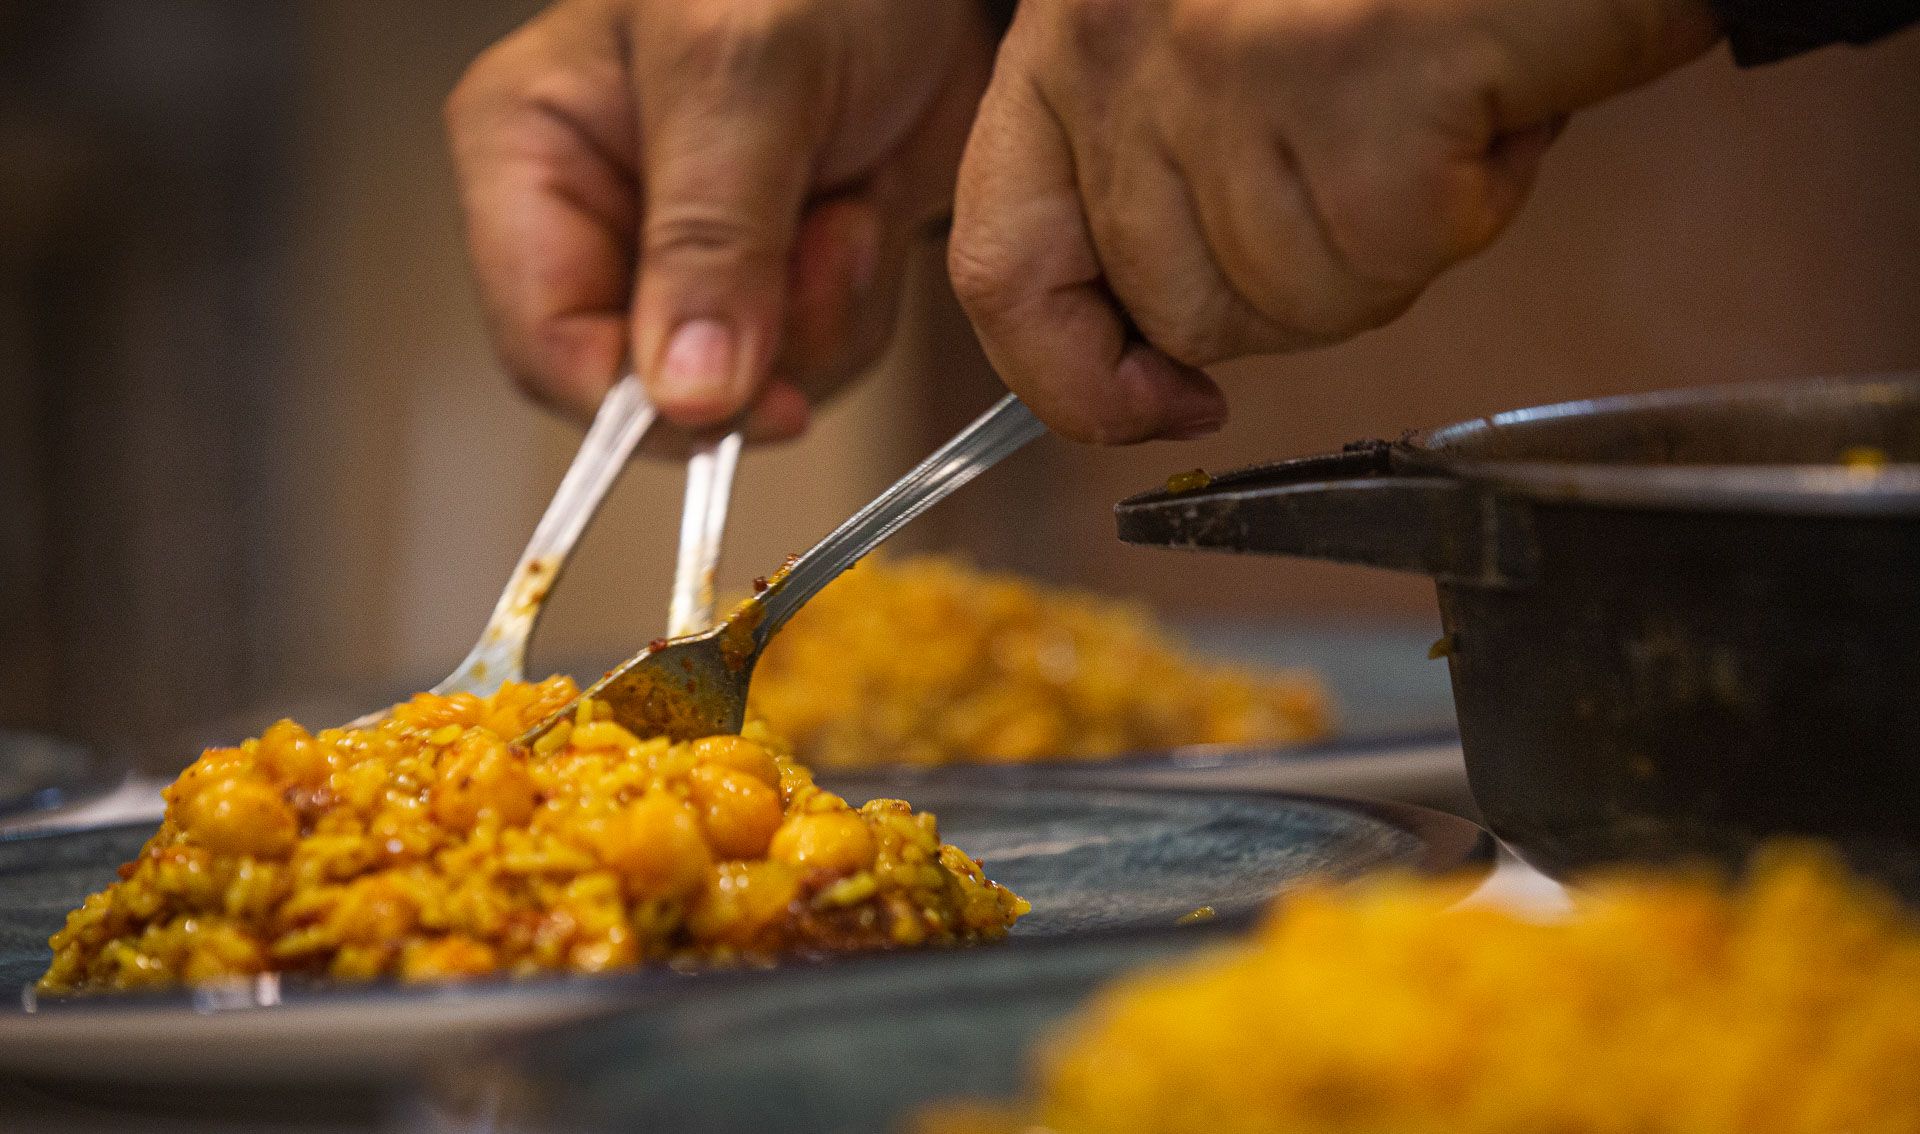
520, 394, 1046, 745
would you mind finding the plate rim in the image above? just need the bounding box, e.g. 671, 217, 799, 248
808, 725, 1463, 779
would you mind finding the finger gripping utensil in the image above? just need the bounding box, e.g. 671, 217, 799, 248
521, 394, 1046, 745
345, 376, 656, 728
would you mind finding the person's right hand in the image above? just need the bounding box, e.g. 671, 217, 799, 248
447, 0, 998, 444
948, 0, 1721, 445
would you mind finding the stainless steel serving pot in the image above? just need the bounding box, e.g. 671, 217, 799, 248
1117, 374, 1920, 893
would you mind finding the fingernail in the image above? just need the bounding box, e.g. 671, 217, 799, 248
657, 319, 736, 405
1161, 414, 1227, 440
1159, 399, 1228, 439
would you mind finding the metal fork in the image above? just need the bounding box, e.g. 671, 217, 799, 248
346, 376, 656, 727
520, 393, 1046, 745
666, 431, 744, 639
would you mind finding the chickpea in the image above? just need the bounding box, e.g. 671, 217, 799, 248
689, 860, 803, 945
164, 747, 250, 808
690, 735, 780, 787
597, 790, 712, 899
181, 925, 267, 984
769, 811, 875, 877
258, 719, 329, 786
327, 877, 418, 945
185, 777, 298, 859
687, 764, 783, 860
400, 936, 499, 980
432, 732, 537, 830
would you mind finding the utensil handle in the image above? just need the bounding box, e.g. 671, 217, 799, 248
667, 430, 743, 638
755, 394, 1046, 643
1112, 445, 1537, 589
437, 376, 657, 691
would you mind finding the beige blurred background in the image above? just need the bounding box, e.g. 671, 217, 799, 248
3, 3, 1917, 769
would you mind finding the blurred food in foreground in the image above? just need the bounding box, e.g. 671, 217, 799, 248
40, 679, 1025, 994
918, 846, 1920, 1134
749, 557, 1333, 768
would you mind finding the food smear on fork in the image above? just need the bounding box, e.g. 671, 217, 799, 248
39, 678, 1027, 993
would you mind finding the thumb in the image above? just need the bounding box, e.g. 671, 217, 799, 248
631, 54, 821, 429
951, 61, 1225, 445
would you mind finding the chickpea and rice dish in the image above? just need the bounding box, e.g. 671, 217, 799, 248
918, 846, 1920, 1134
749, 557, 1332, 769
40, 677, 1027, 993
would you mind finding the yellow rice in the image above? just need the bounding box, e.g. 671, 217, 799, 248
40, 677, 1026, 993
919, 846, 1920, 1134
748, 557, 1332, 768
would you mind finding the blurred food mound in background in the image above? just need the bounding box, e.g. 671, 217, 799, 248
749, 557, 1334, 768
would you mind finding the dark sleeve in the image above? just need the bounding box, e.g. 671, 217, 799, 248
1706, 0, 1920, 64
980, 0, 1019, 36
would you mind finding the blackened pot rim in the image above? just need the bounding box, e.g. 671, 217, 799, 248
1402, 372, 1920, 516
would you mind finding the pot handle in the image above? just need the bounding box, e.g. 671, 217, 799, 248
1113, 443, 1537, 588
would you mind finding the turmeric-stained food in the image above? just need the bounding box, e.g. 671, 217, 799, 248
918, 847, 1920, 1134
40, 678, 1026, 993
750, 557, 1331, 768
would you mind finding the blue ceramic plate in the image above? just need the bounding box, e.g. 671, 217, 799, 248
0, 782, 1488, 1084
413, 922, 1323, 1134
0, 729, 117, 825
818, 729, 1472, 816
413, 932, 1204, 1134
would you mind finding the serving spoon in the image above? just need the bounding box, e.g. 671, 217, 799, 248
520, 394, 1047, 746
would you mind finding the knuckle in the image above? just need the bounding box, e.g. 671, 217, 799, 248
1166, 0, 1256, 67
945, 237, 1020, 318
1057, 0, 1146, 64
1262, 0, 1399, 60
1092, 247, 1231, 367
446, 32, 623, 158
664, 0, 819, 81
645, 206, 781, 265
445, 42, 514, 129
1321, 182, 1460, 292
516, 66, 609, 123
1132, 302, 1220, 369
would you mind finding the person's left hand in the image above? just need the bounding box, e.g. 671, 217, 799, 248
446, 0, 998, 447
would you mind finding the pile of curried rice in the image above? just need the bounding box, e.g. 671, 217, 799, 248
40, 678, 1026, 993
748, 557, 1332, 768
918, 846, 1920, 1134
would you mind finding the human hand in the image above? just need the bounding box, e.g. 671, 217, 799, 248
448, 0, 997, 444
949, 0, 1721, 443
